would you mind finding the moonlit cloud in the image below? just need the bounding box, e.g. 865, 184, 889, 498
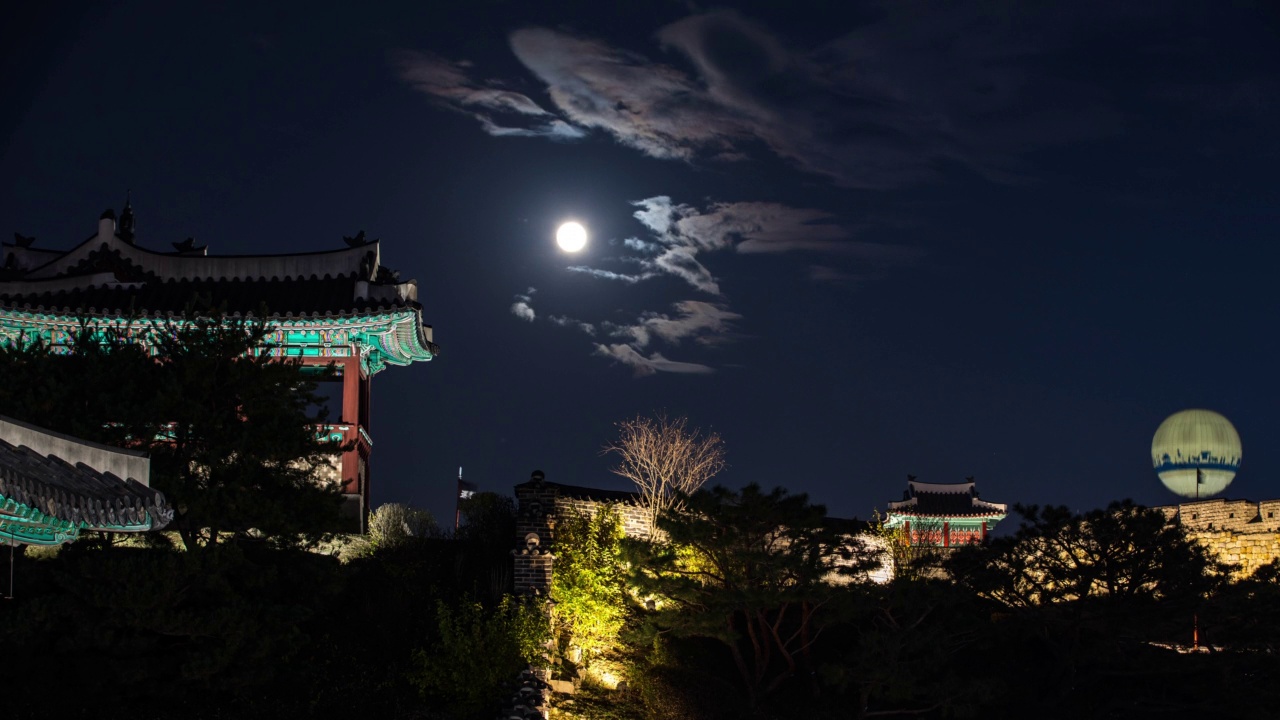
510, 302, 535, 322
479, 117, 586, 139
622, 237, 659, 252
565, 266, 651, 283
393, 50, 586, 140
570, 196, 915, 296
509, 27, 747, 162
650, 245, 720, 296
592, 344, 715, 376
513, 194, 917, 376
635, 301, 742, 348
393, 51, 550, 115
510, 288, 537, 322
548, 315, 596, 335
398, 7, 1124, 188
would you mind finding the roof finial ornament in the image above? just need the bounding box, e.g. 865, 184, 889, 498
12, 232, 35, 248
118, 190, 136, 243
343, 230, 373, 247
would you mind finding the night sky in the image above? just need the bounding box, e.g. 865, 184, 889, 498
3, 1, 1277, 527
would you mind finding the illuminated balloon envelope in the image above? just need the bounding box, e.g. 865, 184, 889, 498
1151, 409, 1242, 498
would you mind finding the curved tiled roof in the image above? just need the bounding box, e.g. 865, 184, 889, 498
8, 229, 381, 283
0, 210, 439, 372
1, 276, 418, 319
0, 416, 172, 539
889, 492, 1007, 518
888, 478, 1008, 518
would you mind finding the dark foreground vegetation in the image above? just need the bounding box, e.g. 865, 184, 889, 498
3, 316, 1279, 719
0, 511, 537, 720
2, 497, 1279, 720
562, 492, 1280, 720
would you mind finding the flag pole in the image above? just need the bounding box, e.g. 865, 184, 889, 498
455, 466, 462, 532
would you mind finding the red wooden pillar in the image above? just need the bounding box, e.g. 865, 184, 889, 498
943, 520, 950, 548
340, 356, 362, 496
359, 365, 372, 528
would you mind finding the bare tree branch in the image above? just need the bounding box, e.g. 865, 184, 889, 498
603, 413, 726, 530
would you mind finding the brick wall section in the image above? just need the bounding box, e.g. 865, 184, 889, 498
552, 496, 655, 539
1154, 498, 1280, 578
512, 474, 656, 594
514, 554, 553, 595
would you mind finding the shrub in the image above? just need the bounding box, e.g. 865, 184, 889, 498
550, 505, 627, 666
368, 503, 438, 550
411, 596, 550, 717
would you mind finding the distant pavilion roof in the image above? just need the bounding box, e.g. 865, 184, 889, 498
0, 415, 172, 546
887, 478, 1007, 519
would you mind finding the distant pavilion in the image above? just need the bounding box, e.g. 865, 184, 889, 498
885, 476, 1007, 546
0, 201, 438, 528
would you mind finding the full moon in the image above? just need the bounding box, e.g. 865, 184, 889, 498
556, 221, 587, 252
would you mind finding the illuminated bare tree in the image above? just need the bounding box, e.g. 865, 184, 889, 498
603, 413, 726, 529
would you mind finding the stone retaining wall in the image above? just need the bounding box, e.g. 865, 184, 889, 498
1183, 529, 1280, 578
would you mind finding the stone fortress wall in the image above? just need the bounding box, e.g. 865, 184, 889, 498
1155, 498, 1280, 578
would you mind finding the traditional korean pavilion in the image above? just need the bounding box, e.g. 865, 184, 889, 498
0, 415, 172, 546
884, 476, 1007, 546
0, 202, 438, 527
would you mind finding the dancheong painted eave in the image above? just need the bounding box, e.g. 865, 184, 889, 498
0, 205, 437, 376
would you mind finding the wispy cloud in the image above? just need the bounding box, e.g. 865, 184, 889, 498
573, 196, 916, 295
566, 266, 652, 283
399, 7, 1123, 188
592, 344, 715, 377
393, 50, 586, 140
548, 315, 596, 335
623, 237, 659, 252
605, 301, 742, 349
507, 26, 749, 162
508, 195, 915, 376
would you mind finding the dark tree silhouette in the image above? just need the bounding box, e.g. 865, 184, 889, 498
627, 484, 878, 704
947, 501, 1227, 609
0, 311, 346, 550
